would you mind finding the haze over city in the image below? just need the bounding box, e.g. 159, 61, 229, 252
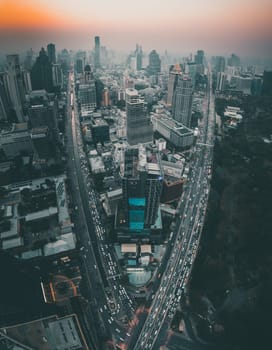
0, 0, 272, 56
1, 0, 272, 349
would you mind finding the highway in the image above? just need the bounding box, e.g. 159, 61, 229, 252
67, 68, 137, 347
129, 67, 215, 350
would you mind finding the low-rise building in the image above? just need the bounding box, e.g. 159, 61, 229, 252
152, 113, 194, 148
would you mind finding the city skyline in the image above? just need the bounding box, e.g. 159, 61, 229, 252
0, 0, 272, 56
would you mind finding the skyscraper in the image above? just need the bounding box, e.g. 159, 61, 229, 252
228, 53, 240, 66
126, 88, 153, 146
216, 72, 227, 92
27, 90, 59, 142
84, 64, 93, 83
172, 76, 193, 127
0, 73, 11, 121
122, 146, 163, 227
195, 50, 204, 65
136, 44, 143, 71
78, 83, 97, 114
76, 58, 84, 74
166, 64, 182, 107
30, 48, 53, 93
52, 64, 63, 90
94, 36, 101, 69
116, 145, 163, 241
47, 43, 56, 64
215, 56, 226, 73
6, 54, 25, 122
148, 50, 161, 75
262, 71, 272, 96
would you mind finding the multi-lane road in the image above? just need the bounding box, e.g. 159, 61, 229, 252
129, 68, 215, 350
66, 69, 137, 347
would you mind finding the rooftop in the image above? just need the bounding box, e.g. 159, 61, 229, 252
0, 314, 88, 350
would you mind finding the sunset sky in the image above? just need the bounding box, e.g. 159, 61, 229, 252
0, 0, 272, 56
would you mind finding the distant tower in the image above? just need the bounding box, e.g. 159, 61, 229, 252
195, 50, 204, 65
79, 65, 97, 113
172, 75, 193, 127
0, 79, 8, 120
94, 36, 101, 69
126, 88, 153, 146
84, 64, 93, 83
6, 54, 25, 122
52, 64, 63, 90
24, 48, 34, 70
262, 71, 272, 96
136, 44, 143, 71
30, 48, 53, 93
215, 56, 225, 73
47, 43, 56, 64
0, 72, 11, 121
148, 50, 161, 75
102, 88, 110, 107
167, 64, 182, 107
76, 58, 84, 74
228, 53, 240, 66
216, 72, 227, 92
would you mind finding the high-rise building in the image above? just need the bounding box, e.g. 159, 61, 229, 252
52, 64, 63, 90
91, 118, 110, 145
22, 70, 32, 94
6, 54, 25, 122
0, 74, 10, 121
136, 44, 143, 71
172, 76, 193, 127
236, 76, 252, 95
0, 94, 7, 121
76, 58, 84, 74
24, 48, 34, 70
84, 64, 93, 83
166, 64, 182, 106
47, 43, 56, 64
216, 72, 227, 92
59, 49, 70, 72
262, 71, 272, 96
228, 53, 240, 66
27, 90, 59, 143
215, 56, 226, 73
100, 46, 108, 66
126, 88, 153, 146
94, 36, 101, 69
195, 50, 204, 65
148, 50, 161, 75
78, 83, 97, 114
251, 76, 262, 96
116, 145, 163, 241
102, 88, 110, 107
30, 48, 53, 93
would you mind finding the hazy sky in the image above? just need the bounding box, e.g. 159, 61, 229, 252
0, 0, 272, 56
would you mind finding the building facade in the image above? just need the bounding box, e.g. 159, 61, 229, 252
30, 48, 54, 93
172, 76, 193, 127
47, 43, 56, 64
126, 88, 153, 146
116, 145, 163, 241
94, 36, 101, 69
166, 64, 182, 107
6, 55, 25, 122
148, 50, 161, 75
